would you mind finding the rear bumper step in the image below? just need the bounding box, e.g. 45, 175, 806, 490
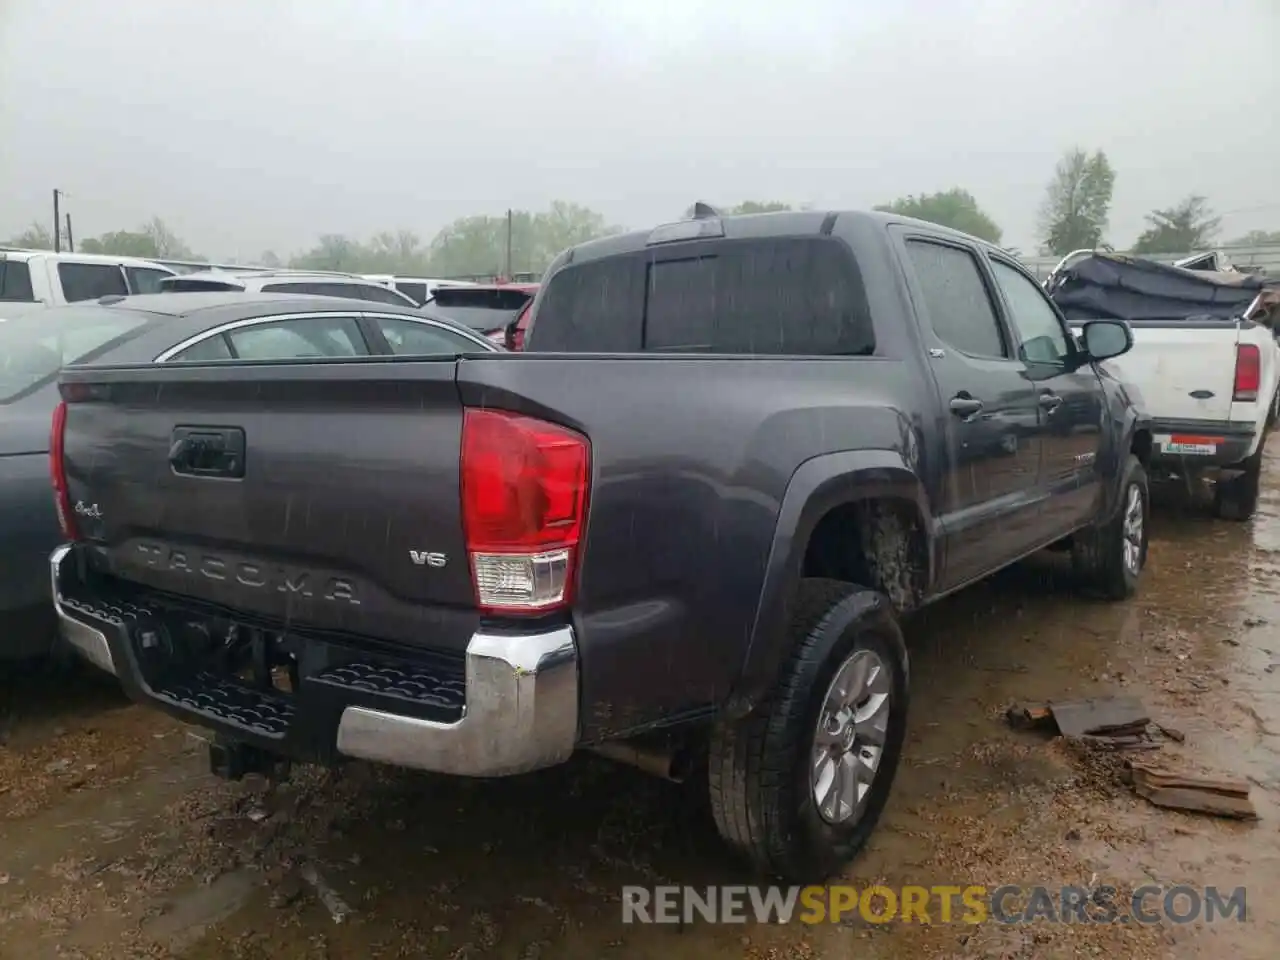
50, 544, 580, 777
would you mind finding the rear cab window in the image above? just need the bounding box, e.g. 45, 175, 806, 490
57, 262, 129, 302
0, 305, 151, 401
529, 237, 874, 355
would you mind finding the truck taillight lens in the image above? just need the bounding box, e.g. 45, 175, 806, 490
49, 400, 80, 541
1233, 343, 1261, 401
460, 408, 590, 614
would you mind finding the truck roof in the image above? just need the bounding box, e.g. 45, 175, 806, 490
560, 209, 998, 263
557, 209, 1004, 267
0, 248, 177, 270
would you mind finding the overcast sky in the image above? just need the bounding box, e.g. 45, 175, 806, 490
2, 0, 1277, 260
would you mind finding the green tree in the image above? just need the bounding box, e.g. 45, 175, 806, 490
1038, 148, 1115, 255
365, 230, 430, 274
426, 203, 618, 278
1132, 196, 1221, 254
874, 188, 1002, 243
288, 234, 370, 272
7, 221, 54, 249
80, 217, 195, 259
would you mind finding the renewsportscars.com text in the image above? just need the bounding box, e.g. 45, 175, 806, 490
621, 884, 1247, 925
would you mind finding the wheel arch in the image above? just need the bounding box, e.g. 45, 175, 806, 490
727, 450, 936, 719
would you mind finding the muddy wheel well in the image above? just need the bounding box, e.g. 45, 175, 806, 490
1131, 429, 1153, 466
800, 499, 928, 613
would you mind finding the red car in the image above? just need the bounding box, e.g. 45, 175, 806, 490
426, 282, 538, 350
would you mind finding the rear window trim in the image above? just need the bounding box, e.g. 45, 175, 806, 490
155, 310, 498, 362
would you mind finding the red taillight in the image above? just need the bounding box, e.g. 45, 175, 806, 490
460, 408, 590, 614
49, 400, 80, 541
509, 305, 531, 351
1233, 343, 1261, 401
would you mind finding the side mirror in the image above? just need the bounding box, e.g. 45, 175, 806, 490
1080, 319, 1132, 362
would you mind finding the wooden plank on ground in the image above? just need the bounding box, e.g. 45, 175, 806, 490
1125, 761, 1259, 820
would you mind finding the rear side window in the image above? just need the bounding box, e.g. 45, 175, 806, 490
171, 335, 234, 362
375, 317, 484, 355
395, 281, 428, 304
904, 241, 1007, 359
531, 238, 874, 355
126, 266, 173, 294
227, 316, 367, 360
58, 262, 128, 302
160, 277, 241, 293
0, 260, 35, 301
349, 284, 414, 306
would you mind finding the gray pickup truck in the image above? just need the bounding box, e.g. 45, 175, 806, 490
50, 209, 1149, 881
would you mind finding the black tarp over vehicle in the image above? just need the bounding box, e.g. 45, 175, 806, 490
1048, 253, 1278, 325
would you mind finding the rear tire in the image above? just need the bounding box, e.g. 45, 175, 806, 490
1267, 388, 1280, 429
1072, 454, 1149, 600
1215, 445, 1263, 522
708, 578, 909, 883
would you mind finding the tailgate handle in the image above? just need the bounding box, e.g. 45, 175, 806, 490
169, 426, 246, 479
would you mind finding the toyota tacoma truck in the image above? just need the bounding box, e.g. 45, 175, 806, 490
1049, 252, 1280, 520
50, 209, 1150, 882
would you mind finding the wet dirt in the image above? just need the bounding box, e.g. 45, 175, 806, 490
4, 457, 1280, 959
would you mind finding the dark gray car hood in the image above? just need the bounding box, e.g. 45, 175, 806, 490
0, 381, 57, 457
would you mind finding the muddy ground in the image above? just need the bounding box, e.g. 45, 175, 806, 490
3, 459, 1280, 960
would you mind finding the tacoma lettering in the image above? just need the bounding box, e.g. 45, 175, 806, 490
133, 542, 360, 605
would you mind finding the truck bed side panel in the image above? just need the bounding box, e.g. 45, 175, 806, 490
455, 354, 928, 740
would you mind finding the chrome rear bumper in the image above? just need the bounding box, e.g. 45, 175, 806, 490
50, 543, 580, 777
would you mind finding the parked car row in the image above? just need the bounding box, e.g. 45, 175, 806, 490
0, 250, 178, 317
4, 207, 1276, 885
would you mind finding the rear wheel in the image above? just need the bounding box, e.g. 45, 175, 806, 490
1072, 453, 1149, 600
1267, 388, 1280, 429
708, 578, 909, 882
1215, 444, 1263, 522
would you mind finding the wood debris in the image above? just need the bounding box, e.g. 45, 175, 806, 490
1122, 760, 1259, 820
1007, 696, 1158, 749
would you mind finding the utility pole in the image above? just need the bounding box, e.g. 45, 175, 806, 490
65, 213, 75, 253
505, 208, 513, 281
53, 189, 63, 252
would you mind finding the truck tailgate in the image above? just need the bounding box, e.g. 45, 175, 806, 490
58, 360, 478, 651
1075, 322, 1240, 424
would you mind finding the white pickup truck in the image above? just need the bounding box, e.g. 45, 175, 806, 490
0, 250, 177, 319
1049, 253, 1279, 520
